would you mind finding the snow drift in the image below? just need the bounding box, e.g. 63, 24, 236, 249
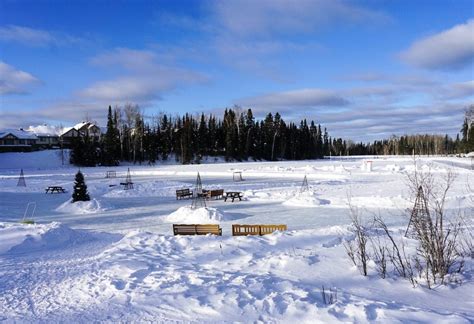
163, 206, 230, 223
55, 198, 107, 214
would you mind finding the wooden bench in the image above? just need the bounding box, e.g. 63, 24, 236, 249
105, 170, 116, 178
224, 191, 243, 202
45, 186, 66, 194
232, 224, 287, 236
206, 189, 224, 200
173, 224, 222, 236
176, 188, 193, 200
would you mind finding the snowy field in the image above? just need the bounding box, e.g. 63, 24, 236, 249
0, 151, 473, 322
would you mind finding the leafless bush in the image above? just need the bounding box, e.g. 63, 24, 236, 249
370, 234, 388, 279
373, 215, 418, 287
321, 286, 337, 305
374, 215, 407, 278
406, 166, 463, 285
346, 159, 470, 288
343, 204, 370, 276
458, 220, 474, 259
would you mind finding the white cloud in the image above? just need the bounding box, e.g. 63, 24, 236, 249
0, 25, 86, 47
438, 80, 474, 100
153, 1, 388, 81
231, 79, 473, 141
400, 19, 474, 70
238, 88, 349, 111
212, 0, 388, 37
80, 76, 167, 102
89, 48, 158, 71
0, 61, 41, 95
80, 48, 208, 102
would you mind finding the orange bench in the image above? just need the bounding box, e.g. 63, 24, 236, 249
232, 224, 287, 236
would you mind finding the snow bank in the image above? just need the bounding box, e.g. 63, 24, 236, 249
0, 150, 70, 170
0, 222, 41, 254
55, 198, 107, 214
163, 206, 229, 223
283, 191, 331, 207
3, 222, 96, 254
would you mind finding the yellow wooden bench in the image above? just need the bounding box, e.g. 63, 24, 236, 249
232, 224, 287, 236
173, 224, 222, 236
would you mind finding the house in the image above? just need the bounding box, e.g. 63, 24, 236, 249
59, 122, 102, 147
27, 125, 60, 148
59, 127, 81, 147
0, 129, 38, 152
73, 122, 102, 140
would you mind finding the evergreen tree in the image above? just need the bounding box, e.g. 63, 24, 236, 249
72, 170, 90, 202
244, 109, 255, 158
102, 105, 119, 166
160, 114, 171, 160
197, 113, 208, 160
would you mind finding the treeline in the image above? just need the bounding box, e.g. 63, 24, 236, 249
71, 105, 337, 166
347, 134, 463, 156
70, 104, 474, 167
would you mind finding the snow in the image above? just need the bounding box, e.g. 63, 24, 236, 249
0, 152, 473, 322
0, 149, 70, 170
55, 198, 108, 214
164, 206, 229, 223
26, 124, 62, 136
283, 190, 331, 207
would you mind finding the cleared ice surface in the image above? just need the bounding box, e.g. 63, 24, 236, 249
0, 153, 473, 322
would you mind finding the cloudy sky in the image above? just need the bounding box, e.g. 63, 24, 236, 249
0, 0, 473, 141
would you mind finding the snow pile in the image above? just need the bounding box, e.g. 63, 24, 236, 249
5, 222, 96, 254
0, 222, 42, 254
163, 206, 229, 223
55, 198, 107, 214
283, 191, 331, 207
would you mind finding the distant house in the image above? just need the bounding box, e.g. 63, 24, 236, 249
59, 127, 80, 147
0, 129, 38, 152
60, 122, 102, 147
73, 122, 102, 140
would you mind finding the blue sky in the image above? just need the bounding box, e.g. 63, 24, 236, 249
0, 0, 473, 141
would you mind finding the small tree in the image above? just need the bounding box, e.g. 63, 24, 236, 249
72, 170, 90, 202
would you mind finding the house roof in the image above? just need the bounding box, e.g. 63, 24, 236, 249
74, 122, 89, 130
60, 127, 76, 136
0, 129, 38, 140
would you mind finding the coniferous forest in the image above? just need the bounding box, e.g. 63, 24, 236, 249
69, 104, 474, 167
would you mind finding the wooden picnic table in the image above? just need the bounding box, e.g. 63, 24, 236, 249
224, 191, 243, 202
45, 186, 66, 194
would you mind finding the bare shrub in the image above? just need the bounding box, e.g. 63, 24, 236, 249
373, 215, 418, 287
458, 217, 474, 259
343, 204, 370, 276
370, 234, 388, 279
406, 165, 463, 285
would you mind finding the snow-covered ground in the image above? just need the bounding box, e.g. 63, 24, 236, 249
0, 152, 473, 322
